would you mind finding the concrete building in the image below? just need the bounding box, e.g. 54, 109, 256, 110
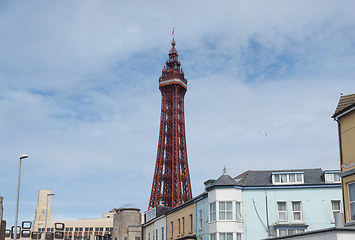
112, 206, 142, 240
5, 190, 116, 240
1, 196, 5, 240
333, 93, 355, 225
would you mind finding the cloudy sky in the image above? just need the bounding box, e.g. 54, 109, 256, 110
1, 0, 354, 225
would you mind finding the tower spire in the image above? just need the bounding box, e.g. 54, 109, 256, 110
149, 38, 192, 209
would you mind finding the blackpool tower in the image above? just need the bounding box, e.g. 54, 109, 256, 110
148, 38, 193, 209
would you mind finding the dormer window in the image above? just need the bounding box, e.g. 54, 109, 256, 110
324, 172, 341, 183
272, 172, 304, 185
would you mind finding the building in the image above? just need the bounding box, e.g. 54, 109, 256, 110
112, 206, 142, 240
165, 198, 196, 240
236, 169, 342, 239
5, 190, 117, 240
332, 93, 355, 225
263, 227, 355, 240
149, 38, 192, 209
1, 196, 5, 240
143, 206, 171, 240
144, 168, 341, 240
204, 173, 244, 240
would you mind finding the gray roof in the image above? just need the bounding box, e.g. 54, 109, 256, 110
206, 174, 238, 189
332, 93, 355, 118
234, 168, 333, 187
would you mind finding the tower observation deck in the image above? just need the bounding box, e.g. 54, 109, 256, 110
148, 39, 192, 209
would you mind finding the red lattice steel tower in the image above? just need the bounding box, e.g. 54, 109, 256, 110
148, 38, 192, 209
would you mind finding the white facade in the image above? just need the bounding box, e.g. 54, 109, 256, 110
143, 216, 166, 240
207, 175, 244, 240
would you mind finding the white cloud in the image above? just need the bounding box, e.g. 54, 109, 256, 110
0, 0, 354, 225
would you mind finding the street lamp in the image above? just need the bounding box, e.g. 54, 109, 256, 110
13, 154, 29, 240
44, 193, 55, 240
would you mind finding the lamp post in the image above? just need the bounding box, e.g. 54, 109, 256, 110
44, 193, 55, 240
13, 154, 29, 240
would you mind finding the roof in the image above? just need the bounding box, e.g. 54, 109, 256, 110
206, 173, 238, 189
332, 93, 355, 118
234, 168, 334, 187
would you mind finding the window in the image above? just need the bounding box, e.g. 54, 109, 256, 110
276, 228, 305, 237
209, 233, 216, 240
135, 238, 140, 240
273, 173, 304, 185
161, 227, 164, 240
236, 202, 243, 221
148, 233, 150, 240
219, 233, 233, 240
178, 219, 181, 235
349, 182, 355, 221
190, 214, 193, 232
331, 200, 341, 221
292, 202, 302, 221
156, 229, 158, 240
182, 217, 185, 234
199, 210, 203, 229
277, 202, 287, 221
209, 203, 216, 222
325, 173, 341, 183
236, 233, 242, 240
171, 222, 173, 237
219, 201, 233, 220
153, 230, 155, 240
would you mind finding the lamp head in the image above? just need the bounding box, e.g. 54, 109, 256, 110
19, 154, 29, 160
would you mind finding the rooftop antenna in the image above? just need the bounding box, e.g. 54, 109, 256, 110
172, 27, 175, 40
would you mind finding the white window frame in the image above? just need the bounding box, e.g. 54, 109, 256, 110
236, 233, 242, 240
273, 173, 304, 185
210, 233, 216, 240
219, 233, 233, 240
209, 202, 216, 222
331, 200, 341, 222
292, 201, 302, 221
277, 202, 287, 222
277, 228, 305, 237
325, 173, 341, 183
236, 201, 243, 222
219, 201, 233, 220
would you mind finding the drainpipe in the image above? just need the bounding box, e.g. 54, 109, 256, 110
336, 119, 346, 223
265, 187, 270, 238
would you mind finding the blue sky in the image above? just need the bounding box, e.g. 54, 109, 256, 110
1, 0, 355, 226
